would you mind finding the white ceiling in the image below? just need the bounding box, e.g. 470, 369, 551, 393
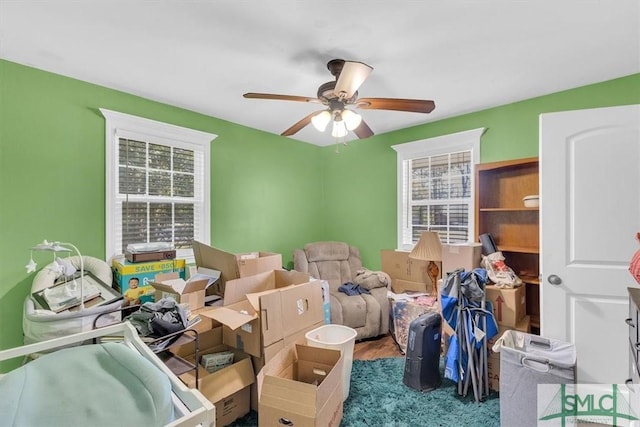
1, 1, 638, 147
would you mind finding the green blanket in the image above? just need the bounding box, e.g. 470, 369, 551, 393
0, 342, 173, 426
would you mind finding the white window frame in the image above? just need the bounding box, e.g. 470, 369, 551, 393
392, 128, 484, 251
101, 108, 217, 262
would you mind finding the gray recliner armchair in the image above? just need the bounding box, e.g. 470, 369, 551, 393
293, 241, 390, 340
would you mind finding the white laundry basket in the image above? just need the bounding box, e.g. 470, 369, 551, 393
493, 330, 576, 427
305, 324, 357, 401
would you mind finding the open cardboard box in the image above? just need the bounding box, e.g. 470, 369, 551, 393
173, 327, 255, 427
193, 240, 283, 296
258, 343, 344, 427
381, 249, 441, 296
247, 319, 326, 413
149, 272, 209, 311
199, 270, 324, 358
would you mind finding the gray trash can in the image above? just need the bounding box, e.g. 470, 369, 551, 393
493, 330, 576, 427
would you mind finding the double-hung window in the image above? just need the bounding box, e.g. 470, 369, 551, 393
392, 128, 484, 250
101, 109, 217, 262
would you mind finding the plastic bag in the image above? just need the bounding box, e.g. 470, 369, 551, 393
481, 251, 523, 288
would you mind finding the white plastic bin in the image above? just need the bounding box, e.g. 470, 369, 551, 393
305, 324, 357, 401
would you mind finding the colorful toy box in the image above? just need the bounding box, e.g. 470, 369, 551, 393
112, 257, 186, 306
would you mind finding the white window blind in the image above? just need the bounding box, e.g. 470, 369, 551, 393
392, 128, 484, 251
101, 109, 216, 262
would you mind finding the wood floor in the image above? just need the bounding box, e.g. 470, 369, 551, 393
353, 333, 403, 360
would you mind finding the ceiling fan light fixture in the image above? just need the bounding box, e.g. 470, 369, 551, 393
333, 61, 373, 99
341, 109, 362, 131
331, 119, 348, 138
311, 110, 332, 132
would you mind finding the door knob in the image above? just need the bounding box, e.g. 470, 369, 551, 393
548, 274, 562, 285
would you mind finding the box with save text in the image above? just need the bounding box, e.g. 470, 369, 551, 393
112, 257, 186, 305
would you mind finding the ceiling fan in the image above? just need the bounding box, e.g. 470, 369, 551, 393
243, 59, 436, 139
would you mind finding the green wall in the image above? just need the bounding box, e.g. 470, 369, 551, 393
321, 74, 640, 269
1, 58, 638, 372
0, 59, 324, 371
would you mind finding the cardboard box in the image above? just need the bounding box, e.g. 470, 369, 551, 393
188, 306, 221, 335
258, 344, 344, 427
173, 328, 254, 426
487, 315, 532, 351
390, 279, 430, 294
486, 315, 531, 391
149, 272, 209, 311
249, 320, 324, 412
381, 250, 440, 296
199, 270, 324, 358
112, 257, 186, 304
441, 242, 482, 275
193, 240, 282, 296
485, 284, 527, 327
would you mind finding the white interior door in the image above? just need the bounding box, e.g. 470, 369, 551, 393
540, 104, 640, 383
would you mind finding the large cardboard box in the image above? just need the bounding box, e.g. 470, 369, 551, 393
193, 240, 282, 296
200, 270, 324, 358
380, 250, 440, 296
485, 284, 527, 327
486, 315, 531, 391
149, 272, 209, 311
173, 327, 255, 427
112, 257, 186, 304
258, 344, 344, 427
441, 242, 482, 275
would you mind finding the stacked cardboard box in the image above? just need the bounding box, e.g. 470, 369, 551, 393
199, 270, 323, 358
197, 269, 325, 412
381, 250, 440, 295
149, 272, 209, 311
172, 327, 255, 426
441, 243, 482, 275
484, 284, 529, 391
193, 240, 282, 296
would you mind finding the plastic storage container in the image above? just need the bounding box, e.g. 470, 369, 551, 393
305, 324, 358, 400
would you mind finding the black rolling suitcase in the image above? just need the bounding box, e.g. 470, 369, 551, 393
403, 311, 442, 391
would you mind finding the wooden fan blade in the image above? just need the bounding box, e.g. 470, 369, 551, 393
353, 119, 374, 139
334, 61, 373, 99
243, 93, 321, 103
281, 111, 323, 136
355, 98, 435, 113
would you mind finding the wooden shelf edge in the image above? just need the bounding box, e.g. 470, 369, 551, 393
521, 276, 540, 285
499, 245, 539, 254
476, 157, 539, 171
530, 316, 540, 329
479, 207, 539, 212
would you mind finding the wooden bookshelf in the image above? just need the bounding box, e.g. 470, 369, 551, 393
475, 157, 540, 334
